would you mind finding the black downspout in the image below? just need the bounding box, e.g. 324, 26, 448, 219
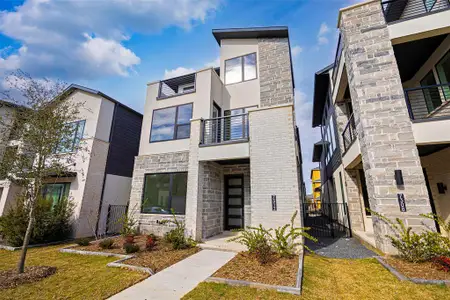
95, 103, 118, 236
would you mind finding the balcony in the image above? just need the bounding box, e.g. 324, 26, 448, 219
200, 113, 249, 146
381, 0, 450, 23
404, 83, 450, 120
157, 73, 196, 100
342, 113, 357, 153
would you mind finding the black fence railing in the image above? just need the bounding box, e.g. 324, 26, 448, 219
342, 113, 357, 152
332, 33, 343, 85
302, 202, 351, 238
201, 113, 249, 145
381, 0, 450, 23
404, 83, 450, 120
105, 204, 128, 235
158, 73, 196, 99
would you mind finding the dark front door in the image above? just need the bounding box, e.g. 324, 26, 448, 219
224, 175, 244, 230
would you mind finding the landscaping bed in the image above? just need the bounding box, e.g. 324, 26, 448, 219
0, 266, 56, 289
213, 252, 299, 286
73, 235, 200, 272
384, 257, 450, 281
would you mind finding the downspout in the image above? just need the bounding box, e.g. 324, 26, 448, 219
95, 102, 118, 236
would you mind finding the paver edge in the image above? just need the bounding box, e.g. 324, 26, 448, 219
205, 277, 301, 295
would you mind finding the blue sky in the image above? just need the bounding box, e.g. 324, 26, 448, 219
0, 0, 357, 193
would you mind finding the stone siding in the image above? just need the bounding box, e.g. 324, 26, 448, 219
128, 151, 189, 236
345, 169, 365, 231
249, 105, 301, 228
201, 161, 223, 238
258, 38, 294, 108
335, 101, 351, 152
340, 0, 435, 253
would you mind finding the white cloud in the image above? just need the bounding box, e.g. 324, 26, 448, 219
164, 67, 196, 79
317, 22, 330, 46
0, 0, 219, 79
291, 45, 303, 58
205, 57, 220, 68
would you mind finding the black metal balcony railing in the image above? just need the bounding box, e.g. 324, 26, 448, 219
404, 83, 450, 120
381, 0, 450, 23
342, 113, 357, 152
332, 33, 343, 86
158, 73, 196, 99
201, 114, 249, 145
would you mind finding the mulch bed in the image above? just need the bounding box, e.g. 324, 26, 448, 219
74, 235, 200, 272
0, 266, 57, 289
385, 257, 450, 281
213, 252, 299, 286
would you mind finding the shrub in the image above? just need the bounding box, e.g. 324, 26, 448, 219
432, 256, 450, 272
146, 235, 156, 250
123, 235, 135, 244
77, 238, 90, 246
124, 243, 140, 254
271, 211, 317, 257
118, 211, 138, 236
254, 239, 273, 264
371, 210, 450, 263
161, 210, 196, 250
0, 196, 74, 247
228, 224, 272, 255
99, 238, 114, 249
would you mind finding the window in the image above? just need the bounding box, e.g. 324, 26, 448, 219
225, 53, 257, 84
150, 103, 193, 142
141, 172, 188, 214
436, 50, 450, 100
223, 106, 255, 141
55, 120, 85, 153
420, 71, 441, 113
424, 0, 436, 11
42, 183, 70, 205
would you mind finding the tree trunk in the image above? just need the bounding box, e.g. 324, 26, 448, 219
17, 205, 35, 274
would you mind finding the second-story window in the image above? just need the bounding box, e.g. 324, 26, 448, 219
150, 103, 193, 142
55, 120, 85, 154
225, 53, 257, 84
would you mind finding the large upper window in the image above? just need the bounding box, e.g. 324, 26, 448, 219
141, 172, 187, 215
436, 50, 450, 100
225, 53, 257, 84
55, 120, 85, 153
150, 104, 193, 142
42, 183, 70, 205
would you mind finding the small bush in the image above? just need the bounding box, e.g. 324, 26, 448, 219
123, 235, 135, 244
77, 238, 90, 246
254, 239, 273, 264
146, 235, 156, 250
228, 224, 272, 254
124, 243, 140, 254
99, 238, 114, 249
432, 256, 450, 272
161, 210, 196, 250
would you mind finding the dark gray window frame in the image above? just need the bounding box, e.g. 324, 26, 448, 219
149, 103, 193, 143
140, 172, 188, 215
224, 52, 258, 85
54, 119, 86, 154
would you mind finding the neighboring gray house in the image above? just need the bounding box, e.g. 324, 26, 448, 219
0, 85, 143, 238
311, 0, 450, 253
129, 27, 305, 240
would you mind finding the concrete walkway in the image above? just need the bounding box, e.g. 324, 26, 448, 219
199, 231, 247, 252
109, 249, 236, 300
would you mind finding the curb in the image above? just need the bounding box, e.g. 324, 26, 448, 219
0, 239, 75, 251
59, 245, 154, 274
375, 256, 450, 286
205, 251, 304, 295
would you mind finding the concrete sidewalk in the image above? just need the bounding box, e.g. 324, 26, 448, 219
109, 249, 236, 300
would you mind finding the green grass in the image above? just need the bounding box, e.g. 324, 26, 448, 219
183, 254, 450, 300
0, 245, 148, 299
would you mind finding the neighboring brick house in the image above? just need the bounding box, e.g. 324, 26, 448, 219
129, 27, 305, 240
0, 85, 143, 238
311, 0, 450, 253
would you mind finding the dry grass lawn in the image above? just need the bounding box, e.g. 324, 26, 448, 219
183, 254, 450, 300
0, 245, 147, 300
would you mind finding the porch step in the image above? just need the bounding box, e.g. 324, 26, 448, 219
199, 232, 247, 253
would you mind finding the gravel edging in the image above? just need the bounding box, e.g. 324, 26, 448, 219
59, 245, 154, 275
205, 250, 304, 295
375, 256, 450, 286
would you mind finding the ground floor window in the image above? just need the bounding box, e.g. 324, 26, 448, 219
42, 183, 70, 205
141, 172, 187, 215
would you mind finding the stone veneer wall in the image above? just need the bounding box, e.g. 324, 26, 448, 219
335, 101, 351, 152
223, 164, 251, 228
340, 0, 435, 252
258, 38, 294, 108
345, 169, 365, 231
128, 151, 189, 236
201, 161, 223, 238
249, 105, 301, 228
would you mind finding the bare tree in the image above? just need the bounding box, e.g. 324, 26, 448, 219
0, 70, 87, 273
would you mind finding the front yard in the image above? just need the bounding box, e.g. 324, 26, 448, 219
184, 254, 450, 300
0, 245, 147, 300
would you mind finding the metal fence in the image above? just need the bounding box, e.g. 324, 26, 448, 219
342, 113, 357, 152
332, 34, 343, 86
302, 202, 351, 238
404, 83, 450, 120
201, 113, 249, 145
105, 204, 128, 235
381, 0, 450, 23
